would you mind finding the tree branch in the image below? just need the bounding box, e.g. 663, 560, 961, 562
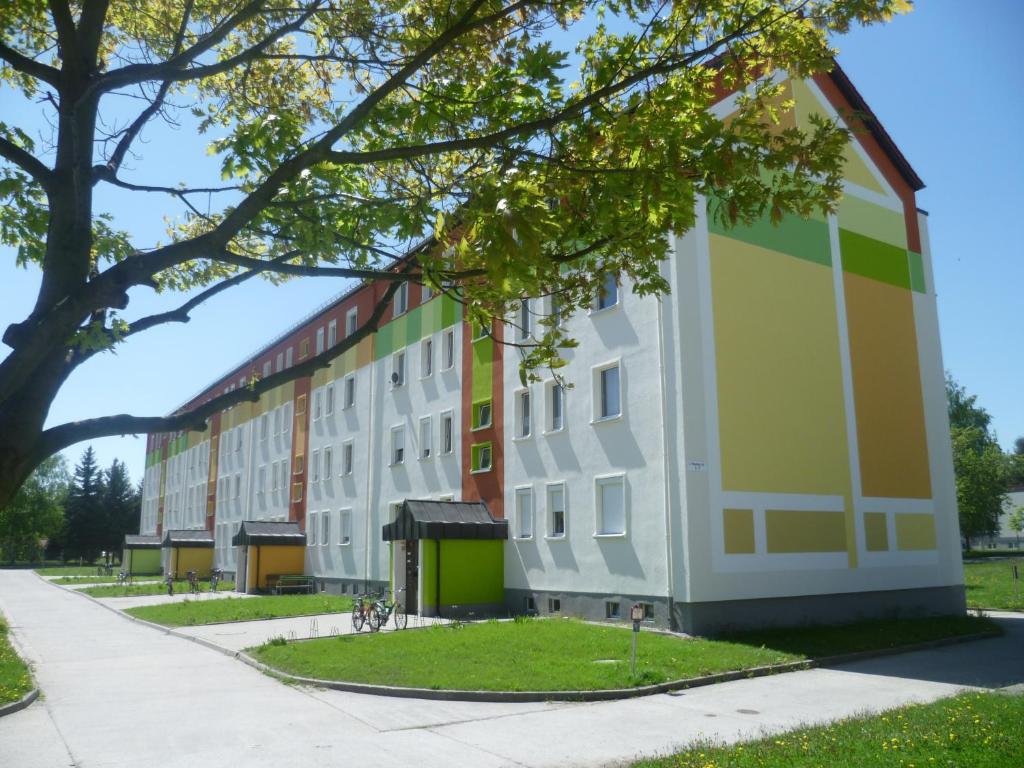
0, 40, 61, 87
0, 136, 54, 191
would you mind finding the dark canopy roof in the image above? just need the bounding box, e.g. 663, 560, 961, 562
382, 500, 508, 541
231, 521, 306, 547
161, 529, 215, 548
123, 535, 162, 549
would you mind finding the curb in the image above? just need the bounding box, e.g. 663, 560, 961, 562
0, 687, 39, 719
41, 575, 1002, 703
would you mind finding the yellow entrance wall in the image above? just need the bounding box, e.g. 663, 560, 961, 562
248, 545, 305, 590
170, 547, 213, 578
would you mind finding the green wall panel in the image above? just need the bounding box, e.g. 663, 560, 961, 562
439, 540, 504, 606
908, 251, 926, 294
839, 228, 911, 289
375, 296, 463, 359
708, 208, 831, 267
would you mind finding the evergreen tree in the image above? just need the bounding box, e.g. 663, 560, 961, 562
62, 447, 106, 562
101, 459, 140, 557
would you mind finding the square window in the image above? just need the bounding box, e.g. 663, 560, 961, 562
421, 338, 433, 378
344, 375, 355, 408
515, 487, 533, 539
642, 603, 655, 621
419, 416, 432, 459
595, 272, 618, 311
474, 400, 492, 430
345, 307, 358, 337
474, 321, 489, 340
548, 598, 560, 613
605, 601, 620, 619
596, 475, 626, 535
597, 364, 621, 420
391, 425, 405, 465
472, 443, 492, 472
442, 329, 456, 370
548, 484, 566, 537
342, 441, 354, 476
441, 411, 454, 455
516, 390, 531, 438
394, 282, 409, 316
392, 351, 406, 387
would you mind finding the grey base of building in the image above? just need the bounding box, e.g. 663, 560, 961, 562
504, 588, 672, 627
674, 585, 967, 636
313, 577, 388, 597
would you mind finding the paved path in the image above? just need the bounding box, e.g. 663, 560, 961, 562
1, 569, 1022, 768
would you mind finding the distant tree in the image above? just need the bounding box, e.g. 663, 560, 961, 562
946, 375, 1010, 550
0, 455, 69, 563
61, 447, 106, 562
100, 459, 140, 558
1009, 437, 1024, 488
1008, 506, 1024, 548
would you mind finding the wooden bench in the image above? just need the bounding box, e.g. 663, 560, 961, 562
272, 574, 314, 595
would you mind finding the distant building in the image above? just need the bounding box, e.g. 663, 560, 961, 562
140, 64, 965, 633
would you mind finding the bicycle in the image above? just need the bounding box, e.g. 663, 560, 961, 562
96, 563, 113, 578
165, 572, 175, 596
351, 593, 373, 632
209, 568, 224, 592
117, 569, 132, 587
187, 570, 200, 595
369, 588, 407, 632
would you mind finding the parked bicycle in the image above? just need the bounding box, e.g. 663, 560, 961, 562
96, 563, 113, 577
351, 593, 373, 632
117, 569, 132, 587
165, 572, 175, 596
369, 588, 407, 632
187, 570, 200, 595
209, 568, 224, 592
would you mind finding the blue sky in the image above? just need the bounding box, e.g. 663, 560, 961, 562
1, 2, 1021, 485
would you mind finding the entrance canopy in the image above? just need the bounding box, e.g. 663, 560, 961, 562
382, 500, 509, 541
123, 535, 161, 549
231, 521, 306, 547
161, 529, 215, 548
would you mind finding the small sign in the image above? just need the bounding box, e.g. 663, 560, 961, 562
686, 460, 707, 473
631, 603, 645, 623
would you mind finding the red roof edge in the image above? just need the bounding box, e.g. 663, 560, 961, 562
827, 61, 925, 192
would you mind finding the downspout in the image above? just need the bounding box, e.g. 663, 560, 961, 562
656, 247, 677, 626
362, 338, 378, 594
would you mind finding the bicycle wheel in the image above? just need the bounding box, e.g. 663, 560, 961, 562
351, 603, 365, 632
368, 605, 382, 632
394, 605, 407, 630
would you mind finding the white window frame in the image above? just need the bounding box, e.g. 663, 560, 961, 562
275, 352, 284, 372
327, 319, 337, 348
593, 272, 619, 312
474, 401, 492, 430
310, 449, 320, 483
394, 281, 409, 316
514, 486, 534, 540
442, 328, 456, 371
262, 361, 271, 378
514, 388, 531, 439
316, 326, 325, 355
312, 389, 323, 421
420, 337, 433, 378
325, 383, 335, 416
345, 307, 358, 337
546, 380, 565, 433
547, 482, 566, 539
273, 407, 282, 436
307, 511, 318, 546
260, 413, 269, 442
593, 360, 622, 423
321, 510, 330, 547
421, 283, 433, 302
283, 402, 292, 433
392, 351, 406, 387
285, 346, 293, 367
440, 410, 454, 455
339, 508, 352, 545
323, 445, 333, 478
341, 440, 354, 476
257, 465, 266, 496
419, 415, 432, 460
595, 473, 627, 537
518, 298, 532, 340
390, 425, 405, 466
343, 374, 355, 409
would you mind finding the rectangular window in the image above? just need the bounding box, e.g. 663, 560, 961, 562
474, 321, 488, 340
595, 272, 618, 310
272, 461, 279, 491
550, 294, 564, 327
548, 598, 560, 613
316, 327, 325, 355
548, 484, 566, 537
443, 329, 455, 370
549, 382, 564, 431
325, 384, 335, 416
472, 442, 492, 473
260, 413, 269, 441
296, 395, 306, 416
518, 298, 532, 340
323, 446, 333, 478
421, 338, 433, 378
394, 281, 409, 316
233, 474, 241, 499
234, 427, 242, 452
338, 375, 353, 409
345, 307, 358, 337
273, 407, 282, 436
294, 454, 304, 475
342, 441, 354, 475
422, 283, 433, 302
310, 449, 320, 483
516, 390, 531, 438
441, 411, 454, 455
285, 346, 293, 367
474, 400, 492, 430
515, 487, 533, 539
276, 352, 284, 372
598, 364, 621, 420
596, 475, 626, 535
321, 511, 330, 547
605, 601, 620, 619
262, 361, 271, 378
257, 466, 266, 496
339, 509, 352, 545
283, 402, 292, 432
300, 339, 310, 359
313, 390, 323, 421
419, 416, 432, 459
391, 425, 405, 465
392, 351, 406, 387
307, 511, 318, 546
291, 482, 303, 503
328, 319, 337, 348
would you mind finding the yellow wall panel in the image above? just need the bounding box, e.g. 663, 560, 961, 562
864, 512, 889, 552
252, 545, 306, 589
711, 235, 851, 496
765, 510, 847, 553
838, 194, 907, 249
723, 509, 756, 554
843, 273, 931, 499
895, 514, 937, 551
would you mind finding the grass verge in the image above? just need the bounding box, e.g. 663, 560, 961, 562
964, 557, 1024, 611
52, 576, 158, 585
36, 566, 112, 577
0, 615, 33, 705
80, 580, 234, 598
124, 594, 353, 626
634, 691, 1023, 768
249, 614, 996, 692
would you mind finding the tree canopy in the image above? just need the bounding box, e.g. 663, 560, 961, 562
0, 0, 910, 508
0, 454, 69, 563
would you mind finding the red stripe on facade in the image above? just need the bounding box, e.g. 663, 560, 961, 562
290, 377, 312, 529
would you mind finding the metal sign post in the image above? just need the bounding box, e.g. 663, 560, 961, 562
1013, 565, 1019, 604
630, 604, 644, 677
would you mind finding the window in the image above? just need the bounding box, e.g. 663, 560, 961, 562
262, 361, 271, 378
307, 511, 318, 546
471, 442, 492, 472
597, 363, 621, 420
421, 338, 433, 378
641, 602, 655, 621
233, 474, 241, 499
323, 446, 333, 478
392, 351, 406, 387
342, 440, 354, 475
548, 598, 561, 613
596, 475, 626, 535
605, 601, 621, 619
548, 484, 566, 537
515, 487, 533, 539
422, 283, 433, 302
594, 272, 618, 310
442, 329, 455, 370
291, 482, 303, 503
273, 407, 282, 436
394, 281, 409, 316
550, 294, 564, 327
474, 321, 488, 340
321, 510, 330, 546
325, 384, 335, 416
285, 346, 293, 367
345, 307, 358, 337
316, 327, 325, 355
518, 298, 532, 340
257, 466, 266, 496
419, 416, 432, 459
548, 382, 564, 431
260, 413, 268, 441
313, 390, 323, 421
328, 320, 337, 348
234, 428, 242, 451
300, 339, 310, 359
296, 395, 306, 416
272, 461, 280, 491
441, 411, 454, 455
339, 509, 352, 545
343, 375, 355, 408
276, 352, 284, 372
516, 390, 531, 438
293, 454, 304, 475
311, 450, 320, 483
391, 425, 405, 465
524, 596, 536, 613
283, 402, 292, 433
474, 400, 492, 430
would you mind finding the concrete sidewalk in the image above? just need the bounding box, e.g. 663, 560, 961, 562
1, 568, 1022, 768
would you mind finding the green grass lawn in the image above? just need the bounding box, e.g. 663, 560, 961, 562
0, 615, 33, 705
964, 557, 1024, 611
634, 691, 1023, 768
124, 594, 353, 626
36, 565, 114, 577
963, 548, 1024, 559
80, 580, 235, 598
51, 575, 159, 585
249, 614, 997, 692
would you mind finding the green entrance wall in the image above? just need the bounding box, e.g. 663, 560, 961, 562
419, 539, 504, 614
123, 548, 161, 575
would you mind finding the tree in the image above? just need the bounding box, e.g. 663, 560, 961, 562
1008, 437, 1024, 488
0, 0, 911, 509
100, 458, 141, 557
946, 375, 1009, 550
1008, 506, 1024, 548
61, 446, 106, 562
0, 454, 69, 563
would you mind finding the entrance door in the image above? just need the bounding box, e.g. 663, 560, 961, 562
404, 540, 418, 614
